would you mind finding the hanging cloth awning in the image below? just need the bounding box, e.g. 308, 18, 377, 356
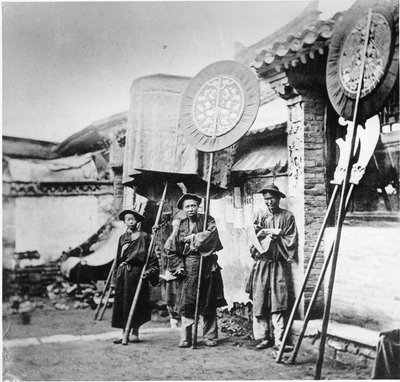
232, 143, 288, 175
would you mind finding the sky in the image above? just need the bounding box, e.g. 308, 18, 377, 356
2, 0, 353, 143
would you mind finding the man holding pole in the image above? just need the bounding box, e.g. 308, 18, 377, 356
111, 209, 159, 345
246, 184, 298, 351
167, 193, 227, 348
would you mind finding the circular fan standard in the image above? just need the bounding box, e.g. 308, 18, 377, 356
180, 60, 260, 152
326, 0, 399, 122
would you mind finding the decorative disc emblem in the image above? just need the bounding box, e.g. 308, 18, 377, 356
326, 0, 399, 122
180, 60, 260, 152
193, 75, 245, 137
339, 12, 391, 98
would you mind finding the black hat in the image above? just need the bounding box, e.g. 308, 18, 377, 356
258, 184, 286, 199
177, 193, 202, 210
119, 209, 145, 222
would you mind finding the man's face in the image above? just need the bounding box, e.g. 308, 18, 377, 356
263, 192, 280, 213
124, 213, 138, 231
182, 199, 199, 218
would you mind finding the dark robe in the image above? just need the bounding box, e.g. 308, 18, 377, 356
167, 214, 227, 318
111, 231, 159, 330
246, 208, 298, 316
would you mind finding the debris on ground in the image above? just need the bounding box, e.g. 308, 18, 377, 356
4, 278, 112, 324
219, 302, 254, 339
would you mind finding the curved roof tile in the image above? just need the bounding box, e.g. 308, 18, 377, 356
250, 13, 344, 72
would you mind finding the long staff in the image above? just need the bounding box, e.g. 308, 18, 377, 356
192, 152, 214, 349
314, 9, 372, 379
98, 274, 115, 321
94, 257, 117, 320
122, 181, 168, 345
289, 184, 354, 364
275, 184, 339, 362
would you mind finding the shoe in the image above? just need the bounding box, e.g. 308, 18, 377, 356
204, 339, 218, 347
255, 339, 274, 350
113, 338, 122, 344
129, 335, 140, 343
178, 340, 191, 348
273, 342, 294, 353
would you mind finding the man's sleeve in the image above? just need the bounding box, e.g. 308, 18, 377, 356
165, 221, 185, 275
277, 213, 298, 262
112, 236, 123, 284
146, 235, 160, 286
193, 217, 223, 255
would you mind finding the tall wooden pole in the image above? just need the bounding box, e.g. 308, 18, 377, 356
94, 257, 116, 320
276, 185, 339, 362
314, 9, 372, 379
192, 151, 214, 349
122, 182, 168, 345
290, 184, 354, 364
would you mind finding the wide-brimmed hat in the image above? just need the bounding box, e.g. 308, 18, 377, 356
119, 209, 145, 222
258, 184, 286, 199
177, 193, 203, 210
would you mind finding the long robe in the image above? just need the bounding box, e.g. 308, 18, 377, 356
246, 208, 298, 316
111, 231, 159, 329
166, 214, 227, 318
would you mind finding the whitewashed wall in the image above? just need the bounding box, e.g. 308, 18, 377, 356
324, 225, 400, 330
14, 195, 114, 266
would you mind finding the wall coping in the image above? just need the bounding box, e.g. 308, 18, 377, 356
293, 319, 379, 349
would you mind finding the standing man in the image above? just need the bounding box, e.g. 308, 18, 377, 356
111, 209, 159, 345
246, 184, 298, 351
167, 193, 227, 348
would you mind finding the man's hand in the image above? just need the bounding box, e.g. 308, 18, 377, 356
173, 268, 186, 279
142, 270, 152, 279
183, 234, 194, 243
257, 228, 282, 237
152, 225, 161, 233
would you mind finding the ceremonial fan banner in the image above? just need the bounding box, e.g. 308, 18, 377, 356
180, 60, 260, 152
179, 60, 260, 348
326, 0, 399, 122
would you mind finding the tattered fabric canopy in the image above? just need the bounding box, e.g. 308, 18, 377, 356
123, 74, 233, 189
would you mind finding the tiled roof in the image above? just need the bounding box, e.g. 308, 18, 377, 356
251, 12, 344, 73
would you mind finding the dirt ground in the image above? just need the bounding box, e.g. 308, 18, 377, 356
3, 301, 372, 381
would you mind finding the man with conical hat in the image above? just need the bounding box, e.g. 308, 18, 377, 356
166, 193, 227, 348
246, 184, 298, 352
111, 209, 159, 345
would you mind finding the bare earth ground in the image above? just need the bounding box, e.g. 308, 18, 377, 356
3, 303, 372, 381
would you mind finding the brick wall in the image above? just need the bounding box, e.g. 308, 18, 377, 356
3, 263, 61, 298
283, 92, 328, 318
302, 94, 328, 317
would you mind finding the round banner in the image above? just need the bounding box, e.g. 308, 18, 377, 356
326, 0, 399, 122
180, 60, 260, 152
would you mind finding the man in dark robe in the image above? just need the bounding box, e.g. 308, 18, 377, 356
111, 209, 159, 345
246, 184, 298, 351
167, 193, 227, 348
